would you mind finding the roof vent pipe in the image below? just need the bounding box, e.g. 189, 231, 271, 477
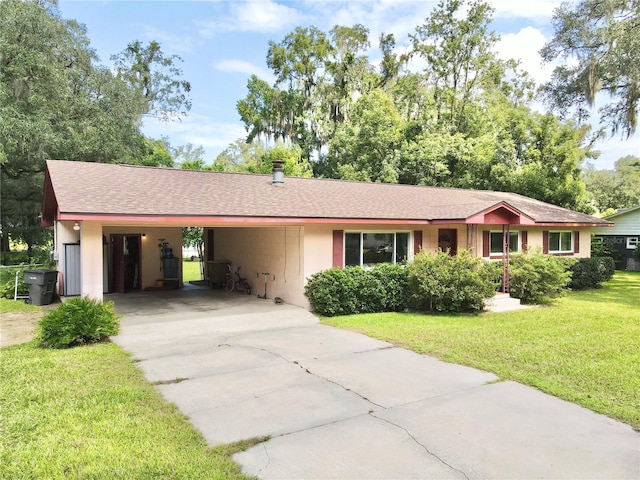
272, 160, 284, 187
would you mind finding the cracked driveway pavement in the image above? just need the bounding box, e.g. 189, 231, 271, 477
112, 288, 639, 479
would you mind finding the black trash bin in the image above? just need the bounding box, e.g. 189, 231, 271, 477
23, 270, 58, 306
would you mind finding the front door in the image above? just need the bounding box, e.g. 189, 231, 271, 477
438, 229, 457, 255
111, 235, 126, 293
110, 234, 141, 293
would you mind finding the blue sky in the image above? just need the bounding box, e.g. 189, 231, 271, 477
57, 0, 638, 170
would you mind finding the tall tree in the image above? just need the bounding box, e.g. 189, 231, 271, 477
0, 1, 188, 260
111, 40, 191, 121
584, 156, 640, 212
320, 25, 374, 133
541, 0, 640, 138
409, 0, 504, 134
172, 143, 206, 170
0, 0, 139, 258
214, 138, 267, 172
328, 89, 403, 183
238, 25, 376, 161
237, 75, 305, 147
235, 1, 594, 212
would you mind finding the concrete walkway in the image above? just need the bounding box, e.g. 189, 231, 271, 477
111, 288, 639, 479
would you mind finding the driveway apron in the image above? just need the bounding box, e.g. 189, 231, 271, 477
111, 289, 640, 480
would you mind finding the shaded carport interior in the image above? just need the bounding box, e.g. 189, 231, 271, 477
52, 215, 311, 308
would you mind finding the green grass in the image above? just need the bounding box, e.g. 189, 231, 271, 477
322, 271, 640, 430
0, 341, 264, 479
0, 297, 41, 314
183, 260, 203, 282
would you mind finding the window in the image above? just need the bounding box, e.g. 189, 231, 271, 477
489, 231, 519, 255
627, 237, 639, 250
549, 231, 573, 253
345, 232, 409, 267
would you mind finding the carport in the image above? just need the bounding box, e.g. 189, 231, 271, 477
41, 160, 313, 307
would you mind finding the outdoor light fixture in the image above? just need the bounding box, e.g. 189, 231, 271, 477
73, 221, 80, 231
142, 233, 146, 238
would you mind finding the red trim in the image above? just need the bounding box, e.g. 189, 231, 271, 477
332, 230, 344, 268
533, 222, 611, 227
58, 213, 435, 226
543, 231, 549, 254
465, 202, 536, 225
40, 168, 57, 226
55, 215, 609, 229
574, 231, 580, 254
413, 230, 423, 255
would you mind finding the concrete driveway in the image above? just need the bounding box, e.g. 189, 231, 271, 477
111, 287, 639, 479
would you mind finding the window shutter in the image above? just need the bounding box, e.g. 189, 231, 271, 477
482, 231, 490, 257
543, 231, 549, 254
521, 231, 528, 252
332, 230, 344, 268
413, 230, 423, 255
574, 231, 580, 254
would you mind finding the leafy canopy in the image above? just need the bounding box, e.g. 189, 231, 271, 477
541, 0, 640, 139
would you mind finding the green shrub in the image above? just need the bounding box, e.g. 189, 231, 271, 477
369, 263, 409, 312
304, 264, 409, 316
342, 266, 387, 314
37, 298, 120, 349
0, 272, 29, 299
407, 249, 499, 313
509, 250, 571, 304
568, 257, 616, 290
305, 267, 356, 316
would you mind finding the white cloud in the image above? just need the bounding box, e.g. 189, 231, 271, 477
142, 113, 247, 160
197, 0, 307, 36
496, 26, 551, 85
214, 60, 276, 83
303, 0, 437, 43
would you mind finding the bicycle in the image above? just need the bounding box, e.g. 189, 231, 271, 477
225, 265, 252, 295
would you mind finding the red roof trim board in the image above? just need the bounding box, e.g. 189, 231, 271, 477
54, 213, 611, 228
57, 213, 435, 226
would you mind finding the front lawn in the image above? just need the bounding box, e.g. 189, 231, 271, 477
0, 341, 262, 479
322, 271, 640, 430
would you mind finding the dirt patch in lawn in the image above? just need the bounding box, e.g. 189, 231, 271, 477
0, 310, 44, 347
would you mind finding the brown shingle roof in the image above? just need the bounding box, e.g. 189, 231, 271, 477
43, 160, 610, 226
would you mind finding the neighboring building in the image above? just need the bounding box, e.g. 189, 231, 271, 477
41, 160, 611, 310
592, 205, 640, 270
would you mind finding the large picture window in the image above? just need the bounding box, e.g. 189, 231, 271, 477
549, 231, 573, 253
490, 231, 519, 255
345, 232, 409, 267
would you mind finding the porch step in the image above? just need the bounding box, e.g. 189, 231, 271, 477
485, 293, 531, 313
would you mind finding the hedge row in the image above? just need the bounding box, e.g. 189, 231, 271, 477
304, 264, 408, 317
305, 250, 619, 316
305, 250, 499, 316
